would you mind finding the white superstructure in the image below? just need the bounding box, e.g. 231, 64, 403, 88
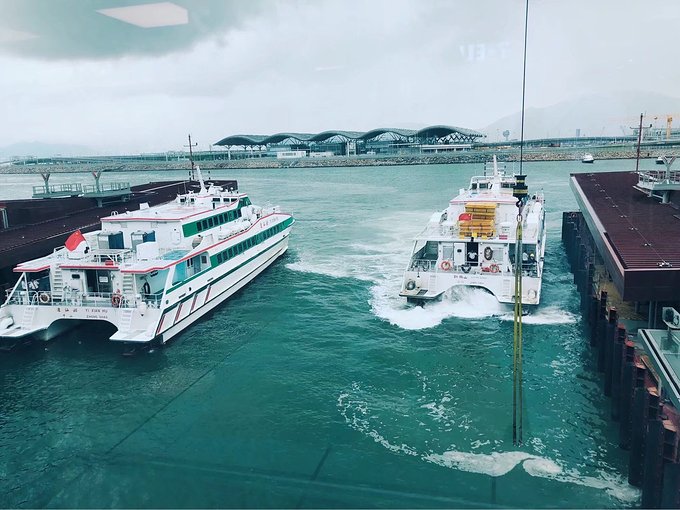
0, 167, 294, 346
400, 157, 546, 305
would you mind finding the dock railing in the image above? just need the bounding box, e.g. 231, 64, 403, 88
32, 183, 83, 197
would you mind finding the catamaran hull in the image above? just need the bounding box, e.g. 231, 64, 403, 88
400, 270, 543, 305
0, 235, 290, 346
0, 318, 80, 349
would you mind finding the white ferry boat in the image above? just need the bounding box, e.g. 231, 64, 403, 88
582, 153, 595, 163
0, 168, 294, 347
400, 157, 546, 305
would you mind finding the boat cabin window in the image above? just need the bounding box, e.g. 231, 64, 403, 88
479, 182, 489, 189
413, 241, 438, 260
172, 252, 211, 284
471, 183, 478, 190
25, 269, 51, 292
86, 269, 112, 293
179, 198, 186, 203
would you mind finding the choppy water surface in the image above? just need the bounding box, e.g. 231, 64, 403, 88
0, 159, 654, 507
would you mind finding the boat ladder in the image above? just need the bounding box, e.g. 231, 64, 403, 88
429, 273, 437, 291
118, 308, 134, 333
503, 279, 512, 300
121, 273, 135, 298
52, 267, 64, 300
22, 306, 37, 329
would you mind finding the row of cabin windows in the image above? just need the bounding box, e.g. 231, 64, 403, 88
194, 197, 253, 233
197, 208, 242, 232
214, 221, 286, 265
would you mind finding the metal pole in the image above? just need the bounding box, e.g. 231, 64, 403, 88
635, 113, 643, 173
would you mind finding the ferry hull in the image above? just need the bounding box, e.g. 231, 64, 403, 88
0, 235, 291, 346
151, 237, 289, 345
399, 269, 542, 305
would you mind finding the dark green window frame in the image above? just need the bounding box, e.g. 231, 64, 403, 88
209, 217, 293, 268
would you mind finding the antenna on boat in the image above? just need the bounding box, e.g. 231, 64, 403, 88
185, 134, 198, 181
195, 165, 207, 194
512, 0, 530, 447
635, 113, 644, 173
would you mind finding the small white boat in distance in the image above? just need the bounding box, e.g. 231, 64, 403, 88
399, 156, 546, 306
581, 153, 595, 163
656, 156, 666, 165
0, 166, 294, 347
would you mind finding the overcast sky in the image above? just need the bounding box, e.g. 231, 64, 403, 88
1, 0, 680, 154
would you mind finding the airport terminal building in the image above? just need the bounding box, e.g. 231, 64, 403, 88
212, 126, 485, 160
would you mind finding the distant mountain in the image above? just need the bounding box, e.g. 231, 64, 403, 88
0, 141, 93, 160
481, 91, 680, 141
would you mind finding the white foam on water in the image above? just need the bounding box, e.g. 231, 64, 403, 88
286, 258, 375, 282
498, 305, 578, 325
424, 449, 638, 503
338, 388, 640, 505
425, 450, 533, 477
371, 284, 509, 330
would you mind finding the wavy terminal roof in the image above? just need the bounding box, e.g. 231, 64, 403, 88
215, 125, 484, 146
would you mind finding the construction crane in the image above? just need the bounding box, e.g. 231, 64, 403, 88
646, 114, 680, 141
613, 114, 680, 141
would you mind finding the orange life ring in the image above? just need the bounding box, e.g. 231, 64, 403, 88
440, 260, 452, 271
490, 264, 500, 273
111, 293, 122, 308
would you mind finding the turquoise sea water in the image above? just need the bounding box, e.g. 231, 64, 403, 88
0, 159, 662, 508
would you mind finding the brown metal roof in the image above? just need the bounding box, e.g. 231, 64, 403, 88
572, 171, 680, 269
571, 171, 680, 301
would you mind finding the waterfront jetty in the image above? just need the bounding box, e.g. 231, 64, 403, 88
562, 168, 680, 507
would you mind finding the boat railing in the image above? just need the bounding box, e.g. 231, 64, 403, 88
51, 247, 134, 264
82, 182, 131, 194
418, 223, 461, 239
638, 170, 680, 186
90, 249, 134, 264
407, 259, 537, 277
32, 183, 83, 196
5, 289, 162, 309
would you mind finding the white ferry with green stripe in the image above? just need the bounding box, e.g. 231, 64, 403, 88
0, 167, 294, 347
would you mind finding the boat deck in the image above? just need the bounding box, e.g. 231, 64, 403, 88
0, 180, 236, 299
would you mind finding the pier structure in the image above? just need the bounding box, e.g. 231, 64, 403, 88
563, 168, 680, 507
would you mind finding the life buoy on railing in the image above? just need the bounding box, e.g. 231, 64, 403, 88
461, 264, 471, 273
440, 260, 452, 271
39, 292, 51, 304
484, 247, 493, 261
490, 263, 500, 273
111, 292, 122, 308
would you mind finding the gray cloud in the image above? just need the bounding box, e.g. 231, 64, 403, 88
2, 0, 680, 154
0, 0, 265, 60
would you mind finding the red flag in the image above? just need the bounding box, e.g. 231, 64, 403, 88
458, 213, 472, 221
65, 230, 86, 251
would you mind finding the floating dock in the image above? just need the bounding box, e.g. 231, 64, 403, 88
563, 168, 680, 507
